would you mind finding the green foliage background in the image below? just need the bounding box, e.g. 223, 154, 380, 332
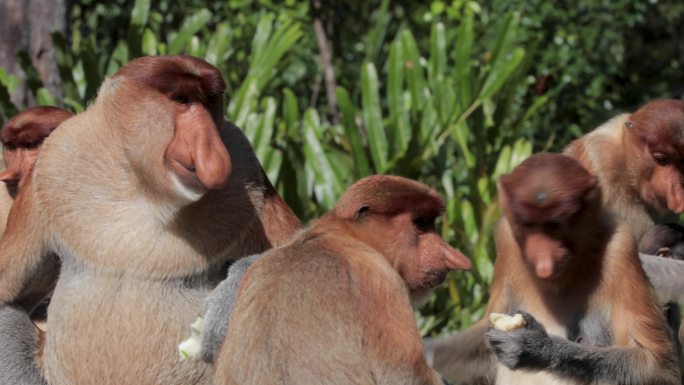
1, 0, 683, 336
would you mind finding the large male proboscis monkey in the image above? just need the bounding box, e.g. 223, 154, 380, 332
0, 107, 73, 316
483, 153, 678, 384
0, 55, 301, 385
210, 175, 471, 385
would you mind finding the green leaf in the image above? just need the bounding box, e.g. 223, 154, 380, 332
361, 62, 387, 173
283, 88, 300, 140
142, 28, 158, 56
302, 109, 343, 209
400, 30, 427, 116
454, 5, 474, 109
336, 86, 370, 178
429, 22, 447, 88
50, 32, 80, 101
387, 39, 410, 159
479, 48, 525, 100
36, 88, 57, 106
127, 0, 151, 58
205, 22, 233, 67
80, 38, 103, 103
168, 9, 212, 55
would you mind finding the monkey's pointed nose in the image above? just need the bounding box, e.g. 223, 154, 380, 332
444, 248, 472, 271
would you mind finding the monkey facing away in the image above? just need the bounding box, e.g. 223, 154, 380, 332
564, 99, 684, 242
483, 153, 679, 384
0, 55, 301, 385
209, 175, 472, 385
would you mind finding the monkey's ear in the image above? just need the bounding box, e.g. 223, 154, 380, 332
625, 116, 634, 129
584, 177, 601, 206
355, 205, 370, 220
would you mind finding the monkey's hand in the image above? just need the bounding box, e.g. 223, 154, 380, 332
485, 311, 550, 370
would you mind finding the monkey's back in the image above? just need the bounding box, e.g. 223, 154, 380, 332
217, 231, 435, 385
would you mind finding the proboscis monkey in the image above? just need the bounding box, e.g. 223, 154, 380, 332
482, 153, 678, 384
0, 107, 73, 323
563, 99, 684, 242
0, 55, 301, 385
0, 106, 73, 235
210, 175, 471, 385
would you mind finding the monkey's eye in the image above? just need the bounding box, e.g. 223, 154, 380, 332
355, 205, 370, 219
24, 141, 42, 149
653, 152, 669, 166
173, 95, 192, 105
412, 216, 432, 232
545, 221, 562, 230
4, 143, 16, 151
206, 94, 216, 104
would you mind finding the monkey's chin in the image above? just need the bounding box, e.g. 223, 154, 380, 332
170, 173, 205, 203
3, 184, 18, 199
410, 271, 447, 307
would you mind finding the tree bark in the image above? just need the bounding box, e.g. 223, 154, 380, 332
0, 0, 68, 108
311, 0, 339, 124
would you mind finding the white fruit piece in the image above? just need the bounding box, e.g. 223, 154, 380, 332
178, 315, 205, 360
489, 312, 526, 331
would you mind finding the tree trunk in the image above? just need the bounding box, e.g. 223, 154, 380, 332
0, 0, 68, 108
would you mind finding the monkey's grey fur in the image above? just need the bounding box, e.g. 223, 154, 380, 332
0, 306, 47, 385
200, 253, 260, 362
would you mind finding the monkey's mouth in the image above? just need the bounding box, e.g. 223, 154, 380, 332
2, 180, 19, 198
421, 270, 448, 289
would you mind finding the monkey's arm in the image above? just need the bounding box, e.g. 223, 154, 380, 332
0, 305, 47, 385
0, 186, 51, 312
487, 311, 680, 385
640, 253, 684, 304
200, 253, 260, 362
423, 319, 496, 384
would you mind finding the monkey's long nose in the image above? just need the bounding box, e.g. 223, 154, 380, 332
666, 181, 684, 214
444, 247, 472, 271
0, 166, 20, 187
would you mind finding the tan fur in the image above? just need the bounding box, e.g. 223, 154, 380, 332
0, 56, 301, 385
489, 153, 678, 384
0, 186, 10, 235
215, 175, 466, 385
564, 108, 683, 241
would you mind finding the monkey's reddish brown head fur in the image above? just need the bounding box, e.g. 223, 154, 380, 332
625, 99, 684, 214
106, 55, 231, 200
0, 106, 73, 195
331, 175, 471, 297
500, 153, 601, 280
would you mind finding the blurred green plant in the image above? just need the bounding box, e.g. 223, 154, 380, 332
0, 0, 543, 335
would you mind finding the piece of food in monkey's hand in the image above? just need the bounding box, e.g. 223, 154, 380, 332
178, 316, 204, 360
489, 313, 526, 331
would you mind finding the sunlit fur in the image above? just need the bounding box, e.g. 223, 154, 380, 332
489, 153, 678, 385
0, 55, 301, 385
215, 175, 470, 385
564, 99, 684, 241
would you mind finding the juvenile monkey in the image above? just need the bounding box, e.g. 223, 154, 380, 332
212, 175, 472, 385
484, 153, 678, 384
0, 55, 300, 385
564, 99, 684, 241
